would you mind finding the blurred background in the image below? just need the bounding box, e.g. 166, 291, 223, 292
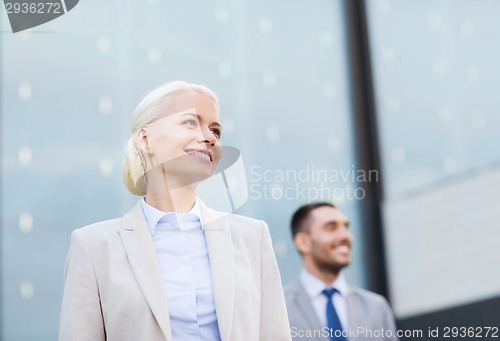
1, 0, 500, 339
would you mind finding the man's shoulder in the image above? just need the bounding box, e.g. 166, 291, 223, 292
349, 286, 386, 299
347, 286, 398, 336
347, 286, 391, 309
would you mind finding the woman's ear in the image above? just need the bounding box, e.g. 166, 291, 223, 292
294, 232, 311, 255
136, 128, 153, 155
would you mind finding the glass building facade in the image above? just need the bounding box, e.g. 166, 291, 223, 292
1, 0, 499, 339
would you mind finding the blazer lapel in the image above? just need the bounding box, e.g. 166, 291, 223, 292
118, 201, 173, 341
200, 202, 235, 341
345, 287, 362, 329
291, 281, 324, 333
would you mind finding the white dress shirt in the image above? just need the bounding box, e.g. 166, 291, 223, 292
300, 269, 350, 330
141, 197, 221, 341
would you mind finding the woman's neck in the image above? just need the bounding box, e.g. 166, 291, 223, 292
145, 188, 196, 213
145, 165, 197, 213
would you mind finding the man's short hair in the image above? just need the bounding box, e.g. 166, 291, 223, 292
290, 202, 336, 238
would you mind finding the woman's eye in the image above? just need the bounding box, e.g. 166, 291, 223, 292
183, 119, 198, 127
211, 128, 222, 138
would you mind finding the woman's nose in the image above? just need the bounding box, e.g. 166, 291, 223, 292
197, 127, 216, 145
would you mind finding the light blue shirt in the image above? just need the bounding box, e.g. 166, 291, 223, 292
300, 269, 350, 330
141, 197, 221, 341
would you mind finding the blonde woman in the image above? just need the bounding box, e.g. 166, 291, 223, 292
59, 81, 291, 341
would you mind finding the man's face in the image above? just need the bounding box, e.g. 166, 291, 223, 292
300, 206, 353, 273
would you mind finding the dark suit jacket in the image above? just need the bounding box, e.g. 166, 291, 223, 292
285, 279, 399, 341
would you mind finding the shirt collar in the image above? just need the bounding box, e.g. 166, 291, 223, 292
140, 196, 204, 235
300, 269, 349, 298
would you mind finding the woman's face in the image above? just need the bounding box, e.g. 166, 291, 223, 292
138, 90, 222, 186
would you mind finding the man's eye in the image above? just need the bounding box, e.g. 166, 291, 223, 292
325, 224, 337, 231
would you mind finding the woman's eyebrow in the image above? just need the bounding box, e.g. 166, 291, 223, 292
211, 121, 222, 129
180, 112, 199, 119
181, 112, 222, 128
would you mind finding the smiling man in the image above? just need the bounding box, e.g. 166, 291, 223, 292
285, 203, 398, 341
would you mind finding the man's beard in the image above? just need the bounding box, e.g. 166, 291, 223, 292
314, 256, 349, 275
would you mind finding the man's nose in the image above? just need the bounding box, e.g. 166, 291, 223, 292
338, 226, 352, 240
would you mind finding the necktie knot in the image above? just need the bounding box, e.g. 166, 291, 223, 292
322, 288, 337, 299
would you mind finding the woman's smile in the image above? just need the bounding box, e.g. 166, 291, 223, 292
185, 149, 213, 163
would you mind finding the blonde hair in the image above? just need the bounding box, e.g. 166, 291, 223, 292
122, 81, 220, 196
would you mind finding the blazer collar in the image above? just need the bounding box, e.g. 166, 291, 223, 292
118, 201, 173, 341
344, 287, 365, 330
119, 200, 235, 341
289, 280, 324, 333
300, 270, 349, 298
291, 276, 365, 332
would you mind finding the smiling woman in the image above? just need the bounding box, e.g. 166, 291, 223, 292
59, 81, 292, 341
122, 82, 222, 200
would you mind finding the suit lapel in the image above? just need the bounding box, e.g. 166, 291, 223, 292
292, 281, 324, 333
118, 201, 173, 341
200, 202, 234, 341
345, 288, 362, 329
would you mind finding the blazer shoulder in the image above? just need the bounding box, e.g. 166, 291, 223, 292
349, 286, 384, 299
223, 213, 267, 247
200, 199, 267, 228
225, 212, 264, 227
201, 203, 268, 245
74, 217, 123, 241
348, 286, 392, 308
347, 286, 398, 334
200, 201, 263, 227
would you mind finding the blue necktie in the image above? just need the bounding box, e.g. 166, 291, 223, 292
322, 288, 346, 341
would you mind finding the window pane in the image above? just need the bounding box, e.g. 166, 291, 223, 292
367, 0, 500, 318
1, 1, 360, 338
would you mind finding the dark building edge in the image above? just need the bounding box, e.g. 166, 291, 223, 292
0, 25, 3, 341
343, 0, 389, 298
343, 1, 500, 338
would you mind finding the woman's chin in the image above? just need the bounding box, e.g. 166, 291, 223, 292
169, 166, 213, 187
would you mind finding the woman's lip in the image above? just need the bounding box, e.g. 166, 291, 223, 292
185, 149, 213, 162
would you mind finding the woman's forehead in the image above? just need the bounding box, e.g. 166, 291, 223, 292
171, 90, 218, 110
150, 106, 221, 127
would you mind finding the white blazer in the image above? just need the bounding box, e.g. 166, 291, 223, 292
59, 200, 292, 341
